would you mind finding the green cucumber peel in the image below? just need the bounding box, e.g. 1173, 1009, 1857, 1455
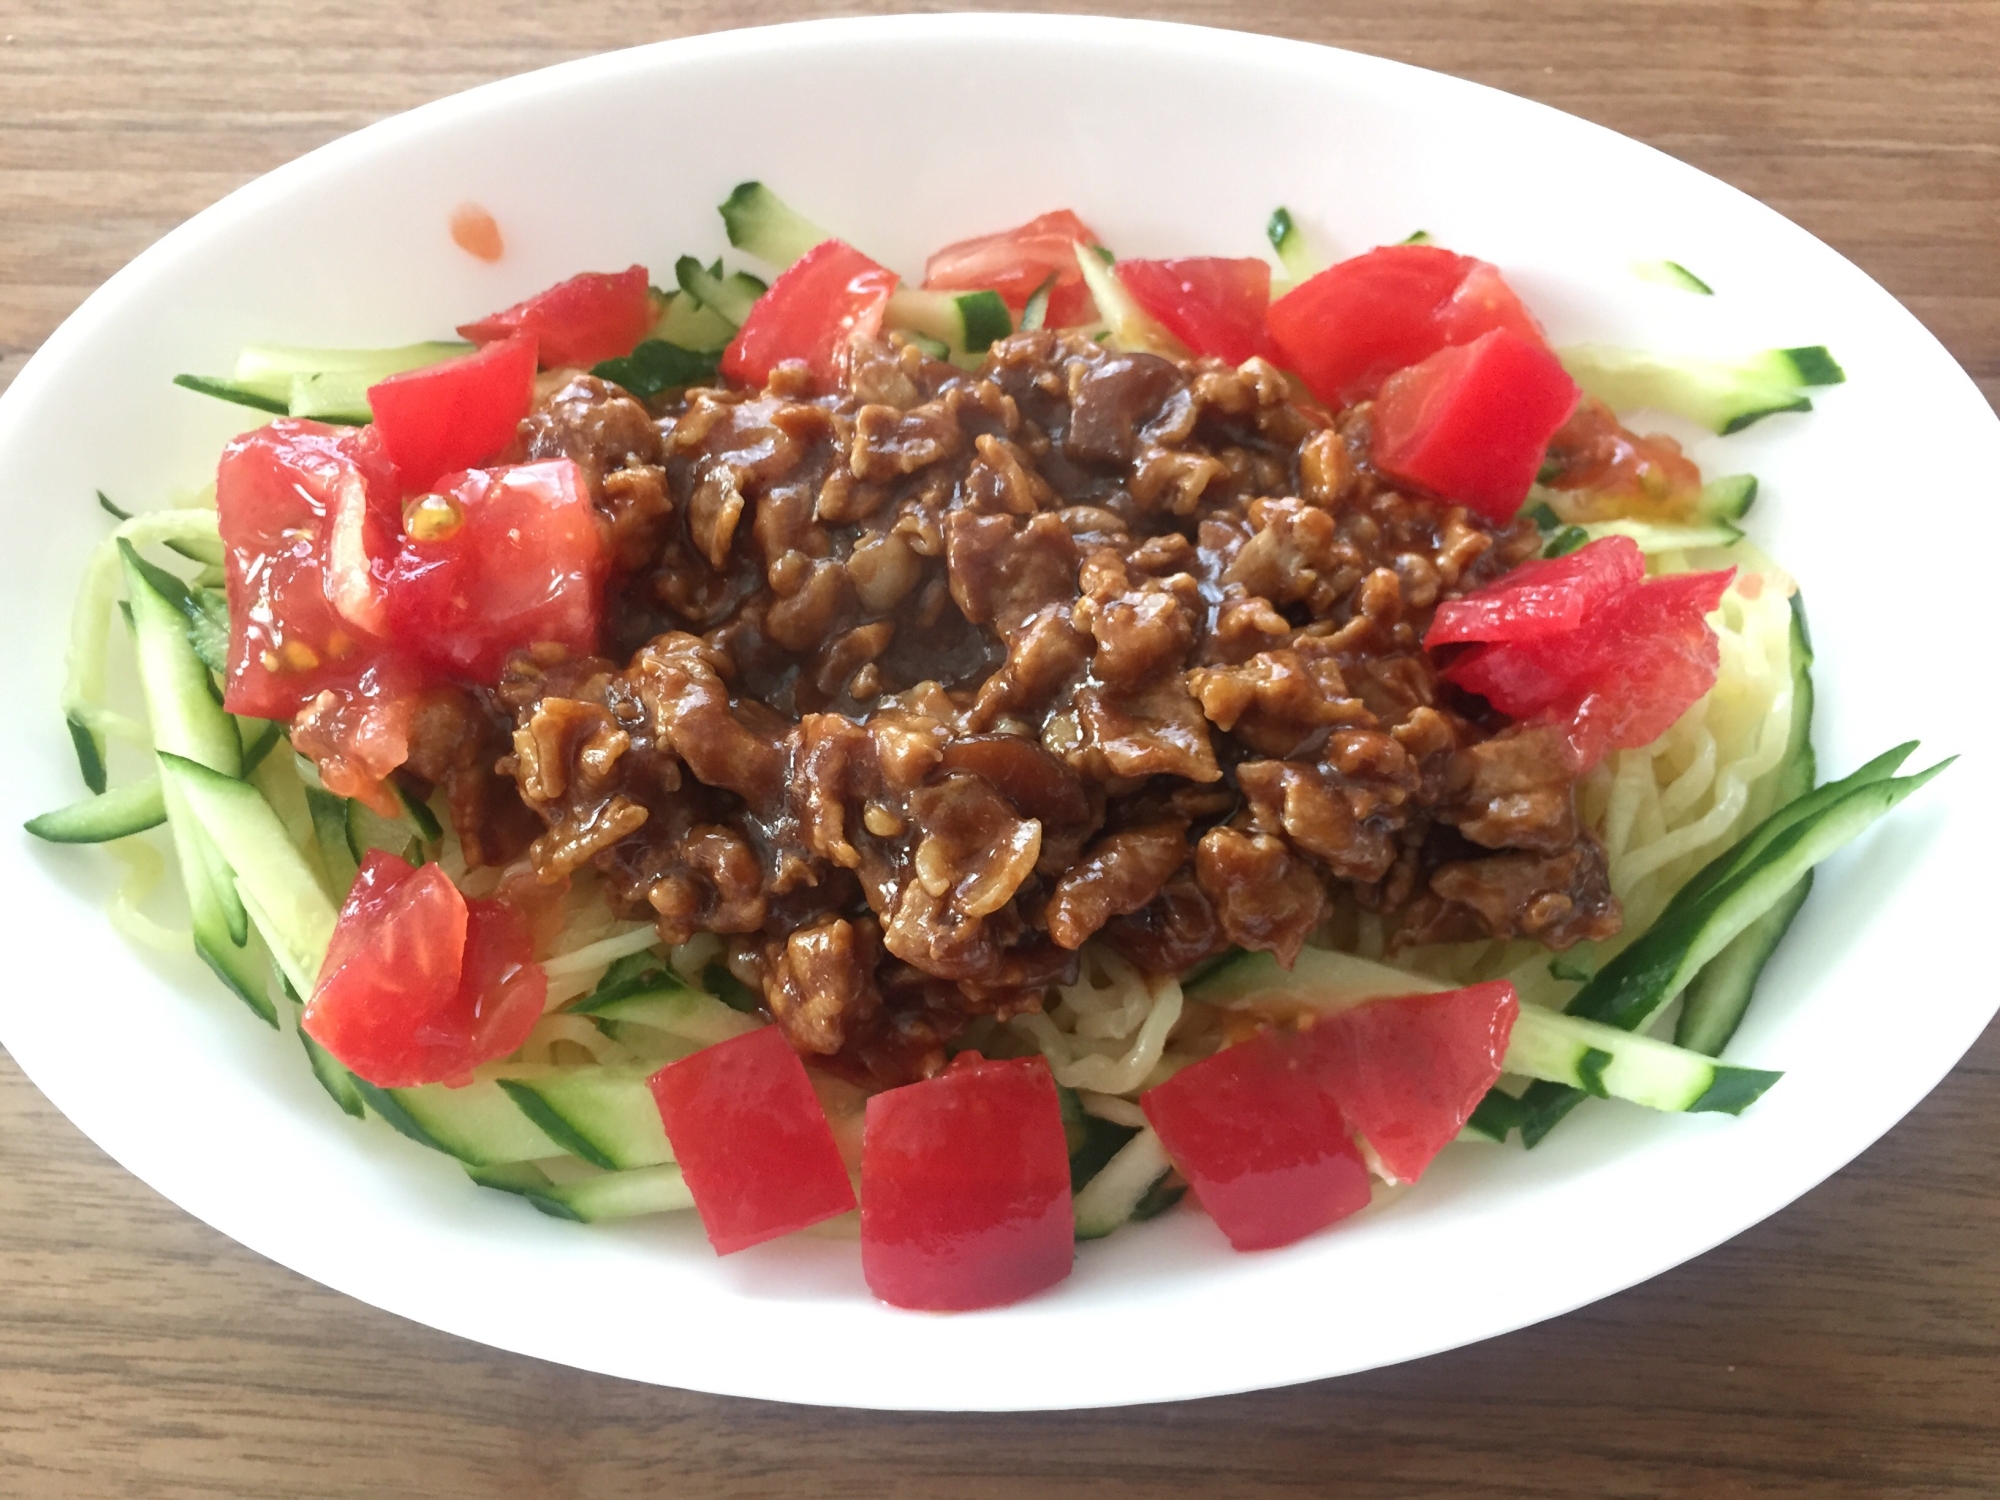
495, 1079, 622, 1171
1266, 206, 1318, 282
25, 777, 167, 843
674, 257, 765, 327
1634, 260, 1715, 295
299, 1028, 367, 1119
1512, 749, 1950, 1145
592, 339, 720, 398
718, 181, 831, 270
67, 717, 109, 794
173, 373, 289, 416
1020, 272, 1058, 333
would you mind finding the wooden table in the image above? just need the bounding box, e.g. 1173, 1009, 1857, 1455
3, 3, 1995, 1494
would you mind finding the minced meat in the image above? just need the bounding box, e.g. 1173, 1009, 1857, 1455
483, 332, 1620, 1085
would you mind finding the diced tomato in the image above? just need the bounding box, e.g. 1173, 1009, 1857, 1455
1141, 1028, 1372, 1252
1371, 328, 1581, 523
458, 265, 653, 369
1302, 982, 1519, 1185
1113, 257, 1276, 366
1445, 567, 1736, 768
922, 208, 1104, 329
385, 459, 607, 681
1435, 261, 1546, 351
216, 419, 404, 720
366, 334, 536, 494
1267, 244, 1549, 407
649, 1027, 857, 1255
1426, 536, 1646, 646
860, 1053, 1073, 1310
287, 657, 423, 815
722, 239, 899, 393
302, 851, 546, 1088
1539, 396, 1705, 521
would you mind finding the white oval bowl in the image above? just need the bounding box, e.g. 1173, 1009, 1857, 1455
1, 14, 1993, 1411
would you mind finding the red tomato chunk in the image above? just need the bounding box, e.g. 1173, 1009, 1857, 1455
1140, 1029, 1371, 1252
649, 1027, 857, 1255
366, 334, 536, 494
1115, 256, 1276, 366
723, 239, 899, 392
217, 419, 401, 721
458, 265, 653, 369
1303, 982, 1519, 1184
1267, 244, 1545, 407
1370, 328, 1580, 523
923, 208, 1103, 329
303, 851, 545, 1088
861, 1054, 1073, 1311
386, 459, 607, 682
1445, 567, 1736, 769
1426, 536, 1646, 646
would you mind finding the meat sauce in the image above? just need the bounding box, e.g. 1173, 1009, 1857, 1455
467, 333, 1619, 1086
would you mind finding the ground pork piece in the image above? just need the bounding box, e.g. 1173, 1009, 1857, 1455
762, 914, 882, 1055
1408, 843, 1622, 950
1194, 826, 1327, 966
1447, 722, 1583, 852
1044, 822, 1189, 950
1099, 872, 1225, 974
1237, 759, 1401, 884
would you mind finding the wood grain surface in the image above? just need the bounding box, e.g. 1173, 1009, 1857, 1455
3, 2, 1996, 1495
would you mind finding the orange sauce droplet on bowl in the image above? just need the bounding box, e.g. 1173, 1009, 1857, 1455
450, 203, 504, 262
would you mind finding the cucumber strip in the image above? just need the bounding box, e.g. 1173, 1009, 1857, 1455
1678, 739, 1907, 911
1559, 344, 1844, 434
191, 904, 278, 1026
1019, 272, 1058, 333
1265, 206, 1319, 283
1674, 873, 1813, 1056
298, 1026, 367, 1119
649, 291, 737, 354
173, 372, 289, 415
1577, 754, 1950, 1034
67, 717, 109, 794
1072, 243, 1180, 357
1581, 517, 1744, 553
496, 1069, 673, 1171
157, 752, 340, 998
345, 796, 422, 865
123, 537, 263, 989
900, 332, 951, 361
24, 778, 167, 843
592, 339, 720, 399
1506, 1004, 1780, 1114
239, 717, 284, 775
1697, 473, 1758, 522
1074, 1127, 1173, 1240
1512, 752, 1950, 1146
349, 1076, 567, 1167
576, 985, 763, 1046
466, 1160, 694, 1222
1673, 591, 1817, 1055
99, 490, 224, 566
304, 784, 358, 891
718, 181, 830, 270
180, 586, 231, 674
233, 341, 470, 382
121, 541, 240, 776
284, 371, 374, 424
884, 287, 1012, 359
674, 256, 766, 327
396, 781, 443, 843
1400, 229, 1433, 246
1634, 260, 1715, 295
